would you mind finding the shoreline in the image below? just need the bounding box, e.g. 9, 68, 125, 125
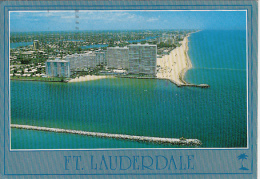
68, 75, 115, 83
10, 76, 65, 82
179, 33, 193, 85
11, 124, 202, 146
178, 34, 193, 85
156, 33, 193, 86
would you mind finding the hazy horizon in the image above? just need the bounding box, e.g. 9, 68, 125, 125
10, 10, 246, 32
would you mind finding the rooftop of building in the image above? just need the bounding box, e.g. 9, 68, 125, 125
65, 52, 98, 58
21, 51, 35, 55
107, 46, 129, 49
128, 43, 157, 47
46, 58, 69, 63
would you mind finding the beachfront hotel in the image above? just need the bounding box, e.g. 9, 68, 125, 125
128, 44, 157, 76
106, 47, 129, 69
45, 58, 70, 77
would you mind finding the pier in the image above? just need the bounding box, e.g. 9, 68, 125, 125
166, 79, 210, 88
178, 83, 210, 88
11, 124, 202, 146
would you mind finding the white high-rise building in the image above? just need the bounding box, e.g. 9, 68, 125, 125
106, 47, 129, 69
128, 44, 157, 76
45, 58, 70, 77
65, 53, 97, 71
95, 51, 106, 66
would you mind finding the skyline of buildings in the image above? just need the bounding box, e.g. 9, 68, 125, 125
46, 43, 157, 77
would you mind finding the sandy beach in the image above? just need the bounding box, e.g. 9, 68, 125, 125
68, 75, 114, 82
156, 35, 192, 86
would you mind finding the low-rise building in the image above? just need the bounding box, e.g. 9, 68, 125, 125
21, 51, 35, 59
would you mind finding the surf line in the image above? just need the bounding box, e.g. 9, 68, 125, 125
11, 124, 202, 146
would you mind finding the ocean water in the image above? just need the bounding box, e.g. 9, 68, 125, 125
11, 30, 247, 149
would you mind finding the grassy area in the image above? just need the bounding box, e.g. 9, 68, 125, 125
11, 76, 69, 82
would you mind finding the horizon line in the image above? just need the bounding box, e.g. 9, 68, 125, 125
10, 29, 246, 33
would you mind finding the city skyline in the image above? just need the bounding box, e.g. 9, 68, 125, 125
10, 10, 246, 32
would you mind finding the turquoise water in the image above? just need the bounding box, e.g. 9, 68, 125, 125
10, 42, 33, 49
11, 30, 247, 149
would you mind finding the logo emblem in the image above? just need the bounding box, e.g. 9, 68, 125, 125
237, 153, 249, 170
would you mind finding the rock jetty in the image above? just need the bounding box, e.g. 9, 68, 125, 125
11, 124, 202, 146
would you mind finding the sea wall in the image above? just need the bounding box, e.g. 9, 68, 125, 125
11, 124, 202, 146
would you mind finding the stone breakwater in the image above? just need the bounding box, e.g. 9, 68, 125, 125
11, 124, 202, 146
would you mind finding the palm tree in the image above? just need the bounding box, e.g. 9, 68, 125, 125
237, 153, 249, 170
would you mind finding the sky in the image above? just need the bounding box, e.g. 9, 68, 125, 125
10, 10, 246, 32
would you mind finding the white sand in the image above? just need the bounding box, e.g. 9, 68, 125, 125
68, 75, 114, 82
156, 35, 192, 86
